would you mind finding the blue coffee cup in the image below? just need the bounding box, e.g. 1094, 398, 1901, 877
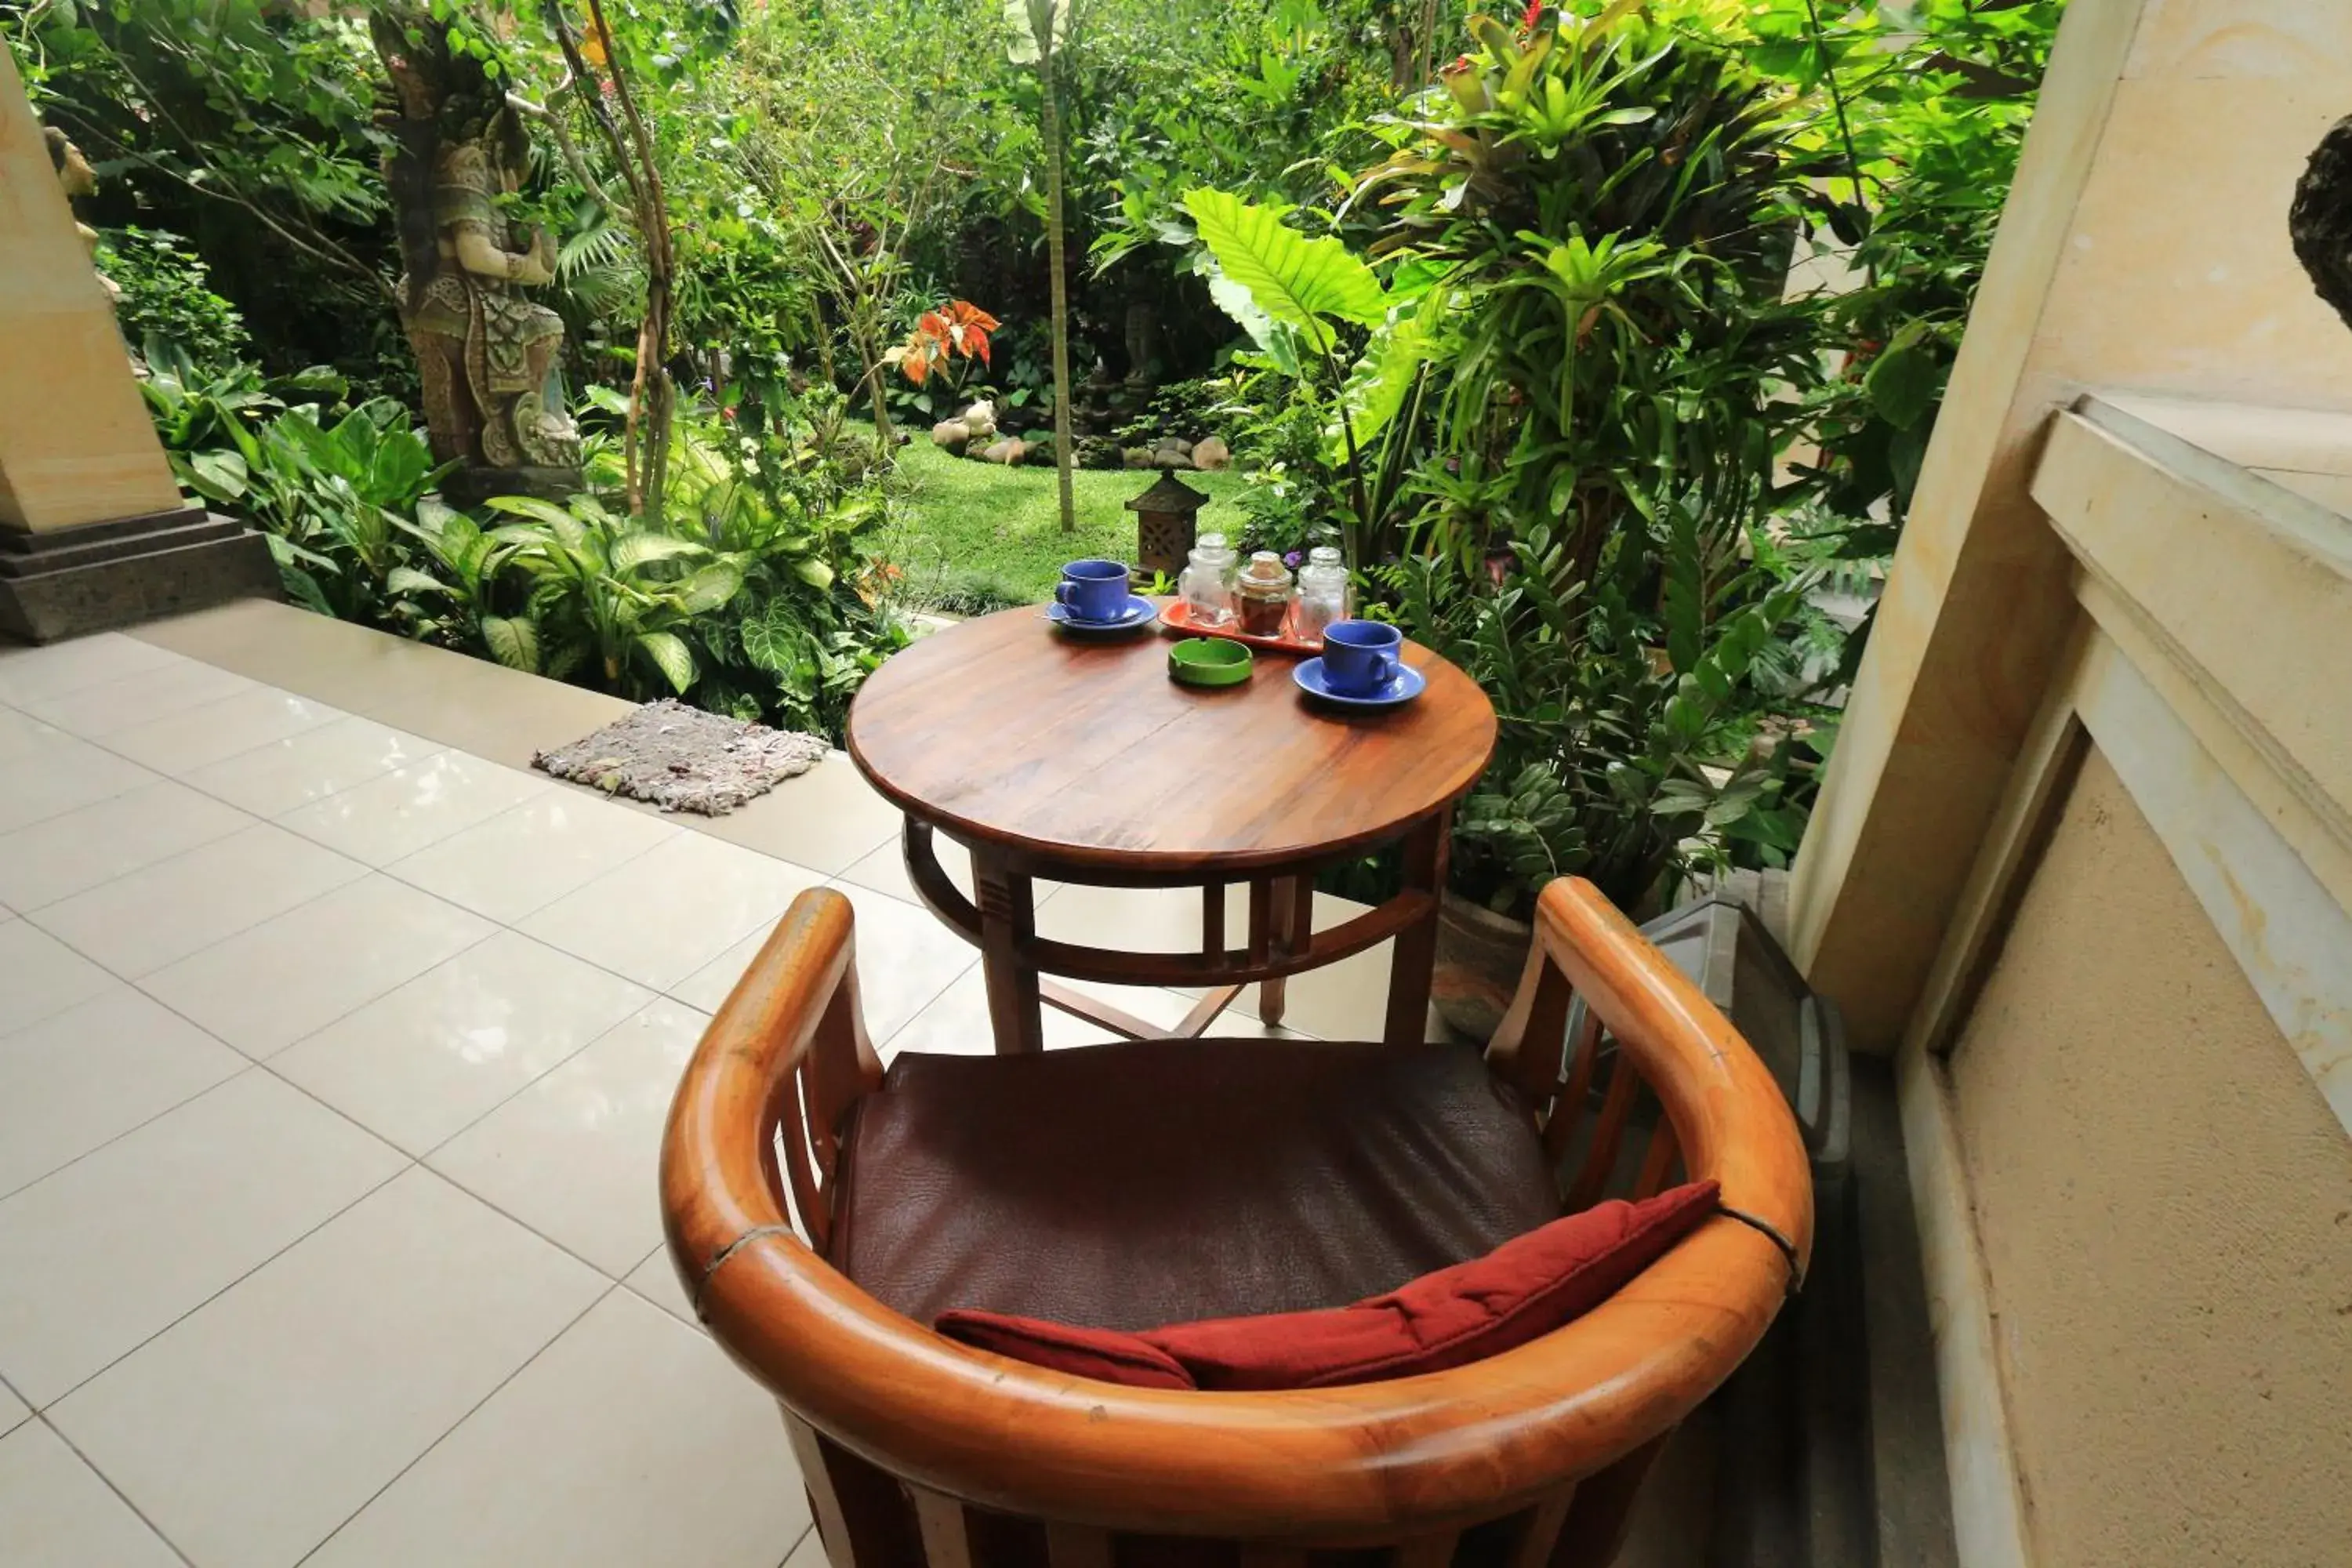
1055, 559, 1130, 622
1323, 619, 1403, 696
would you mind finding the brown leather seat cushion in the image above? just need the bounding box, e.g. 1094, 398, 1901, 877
827, 1037, 1563, 1331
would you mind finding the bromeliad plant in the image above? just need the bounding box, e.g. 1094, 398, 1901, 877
1356, 1, 1819, 592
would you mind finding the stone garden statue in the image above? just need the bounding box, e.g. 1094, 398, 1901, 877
44, 127, 118, 304
372, 9, 580, 503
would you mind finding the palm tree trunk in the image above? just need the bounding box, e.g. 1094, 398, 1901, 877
1039, 26, 1077, 533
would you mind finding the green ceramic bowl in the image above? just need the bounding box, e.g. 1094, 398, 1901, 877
1168, 637, 1254, 688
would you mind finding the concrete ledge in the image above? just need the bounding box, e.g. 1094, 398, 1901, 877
0, 507, 280, 644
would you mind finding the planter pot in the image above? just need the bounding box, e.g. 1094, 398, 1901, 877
1432, 891, 1534, 1044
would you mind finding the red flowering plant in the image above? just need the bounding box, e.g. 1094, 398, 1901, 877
884, 301, 999, 387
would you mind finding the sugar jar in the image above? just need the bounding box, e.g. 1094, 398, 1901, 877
1179, 532, 1239, 628
1236, 550, 1294, 637
1294, 545, 1350, 641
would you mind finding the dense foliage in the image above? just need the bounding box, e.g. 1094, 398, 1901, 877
6, 0, 2060, 904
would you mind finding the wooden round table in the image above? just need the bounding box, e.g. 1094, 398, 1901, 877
845, 604, 1497, 1052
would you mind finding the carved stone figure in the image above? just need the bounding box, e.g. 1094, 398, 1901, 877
44, 127, 120, 303
2291, 114, 2352, 335
372, 9, 580, 503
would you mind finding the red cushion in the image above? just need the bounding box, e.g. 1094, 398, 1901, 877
935, 1309, 1196, 1389
1145, 1181, 1719, 1390
934, 1181, 1719, 1392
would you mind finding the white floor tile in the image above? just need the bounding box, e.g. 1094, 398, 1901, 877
18, 656, 256, 738
0, 1071, 405, 1407
302, 1290, 805, 1568
520, 831, 825, 991
0, 1380, 24, 1437
0, 989, 247, 1200
140, 876, 494, 1058
427, 997, 707, 1276
273, 931, 655, 1156
104, 684, 342, 774
0, 921, 115, 1036
0, 779, 252, 911
623, 1244, 697, 1327
278, 751, 554, 866
0, 732, 158, 834
0, 708, 70, 764
0, 633, 186, 707
0, 1421, 182, 1568
677, 881, 975, 1042
183, 714, 442, 817
48, 1169, 603, 1568
387, 788, 679, 924
31, 822, 366, 977
702, 753, 903, 875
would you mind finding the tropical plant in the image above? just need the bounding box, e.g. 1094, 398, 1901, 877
94, 227, 249, 371
886, 301, 1001, 391
1356, 2, 1819, 590
480, 491, 746, 697
1182, 187, 1439, 567
1388, 507, 1811, 917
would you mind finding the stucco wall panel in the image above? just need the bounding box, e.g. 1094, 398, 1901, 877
1949, 746, 2352, 1566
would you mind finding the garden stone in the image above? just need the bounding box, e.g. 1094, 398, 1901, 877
981, 437, 1031, 466
931, 419, 971, 453
1192, 436, 1231, 470
1122, 447, 1156, 470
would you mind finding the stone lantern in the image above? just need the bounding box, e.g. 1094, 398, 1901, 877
1125, 469, 1209, 581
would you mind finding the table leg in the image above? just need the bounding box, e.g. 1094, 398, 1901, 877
1384, 810, 1451, 1046
973, 851, 1044, 1054
1257, 874, 1314, 1029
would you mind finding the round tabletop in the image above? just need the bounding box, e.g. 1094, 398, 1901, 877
846, 605, 1497, 877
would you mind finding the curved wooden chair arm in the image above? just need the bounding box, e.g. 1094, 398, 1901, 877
661, 880, 1811, 1543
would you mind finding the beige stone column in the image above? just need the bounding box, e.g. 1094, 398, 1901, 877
0, 47, 183, 533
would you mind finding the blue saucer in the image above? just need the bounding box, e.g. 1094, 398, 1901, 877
1293, 656, 1426, 709
1046, 595, 1159, 635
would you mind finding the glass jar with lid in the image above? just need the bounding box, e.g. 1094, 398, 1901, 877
1235, 550, 1294, 637
1294, 545, 1350, 641
1178, 532, 1239, 627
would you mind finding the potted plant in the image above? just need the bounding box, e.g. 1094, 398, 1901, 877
1388, 517, 1809, 1040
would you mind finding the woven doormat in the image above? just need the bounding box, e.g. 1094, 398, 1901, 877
534, 699, 828, 815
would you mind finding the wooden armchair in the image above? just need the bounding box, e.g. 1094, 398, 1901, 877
661, 877, 1811, 1568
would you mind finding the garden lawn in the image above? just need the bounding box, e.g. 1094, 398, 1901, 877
881, 433, 1252, 607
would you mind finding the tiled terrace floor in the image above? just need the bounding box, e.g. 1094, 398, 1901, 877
0, 604, 1406, 1568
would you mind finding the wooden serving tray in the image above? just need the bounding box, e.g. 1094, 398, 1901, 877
1161, 598, 1325, 655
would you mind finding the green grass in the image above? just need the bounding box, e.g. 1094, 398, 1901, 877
880, 432, 1252, 607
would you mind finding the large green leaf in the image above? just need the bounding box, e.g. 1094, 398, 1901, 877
1864, 324, 1939, 431
1182, 190, 1386, 353
674, 561, 745, 615
481, 615, 540, 672
1327, 299, 1442, 456
611, 532, 706, 573
174, 448, 249, 505
385, 566, 447, 600
635, 630, 697, 695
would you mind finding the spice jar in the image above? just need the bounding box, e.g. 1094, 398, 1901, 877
1179, 533, 1238, 628
1294, 545, 1350, 641
1236, 550, 1294, 637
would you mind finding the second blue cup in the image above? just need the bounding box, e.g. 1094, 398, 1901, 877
1055, 559, 1130, 622
1323, 619, 1403, 696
